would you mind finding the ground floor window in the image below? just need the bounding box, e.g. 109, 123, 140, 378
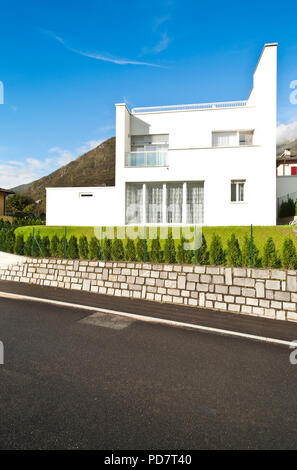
231, 180, 245, 202
125, 181, 204, 224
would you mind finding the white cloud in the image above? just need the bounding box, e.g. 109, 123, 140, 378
48, 147, 75, 166
40, 29, 163, 67
76, 139, 103, 155
277, 119, 297, 145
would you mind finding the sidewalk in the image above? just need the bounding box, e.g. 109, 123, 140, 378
0, 279, 297, 343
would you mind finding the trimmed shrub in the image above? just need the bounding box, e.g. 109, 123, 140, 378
14, 234, 24, 255
209, 234, 225, 265
68, 236, 79, 259
196, 233, 209, 265
125, 238, 136, 262
262, 237, 279, 268
226, 234, 242, 267
176, 236, 187, 264
282, 238, 296, 269
78, 235, 89, 259
50, 235, 59, 257
102, 237, 112, 261
279, 198, 295, 217
89, 237, 100, 260
111, 238, 124, 261
149, 237, 163, 263
241, 235, 261, 268
41, 236, 51, 258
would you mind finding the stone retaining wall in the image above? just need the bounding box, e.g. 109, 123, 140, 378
0, 254, 297, 322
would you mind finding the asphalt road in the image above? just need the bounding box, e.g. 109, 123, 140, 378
0, 296, 296, 450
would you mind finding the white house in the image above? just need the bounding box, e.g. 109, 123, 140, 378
46, 43, 277, 227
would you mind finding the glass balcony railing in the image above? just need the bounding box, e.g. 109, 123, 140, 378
126, 151, 167, 167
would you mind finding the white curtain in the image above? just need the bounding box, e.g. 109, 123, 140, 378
126, 184, 143, 224
213, 132, 237, 147
146, 184, 163, 223
187, 183, 204, 224
167, 183, 183, 223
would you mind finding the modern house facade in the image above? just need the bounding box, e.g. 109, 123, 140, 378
46, 43, 277, 227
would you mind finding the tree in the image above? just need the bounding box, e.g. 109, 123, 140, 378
125, 238, 136, 261
14, 234, 24, 255
68, 236, 79, 259
5, 194, 34, 215
262, 237, 279, 268
164, 232, 176, 264
149, 237, 163, 263
111, 238, 124, 261
282, 238, 296, 269
226, 234, 242, 267
209, 234, 225, 266
89, 237, 100, 260
78, 235, 89, 259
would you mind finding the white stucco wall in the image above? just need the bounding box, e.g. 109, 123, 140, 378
277, 176, 297, 198
46, 43, 277, 227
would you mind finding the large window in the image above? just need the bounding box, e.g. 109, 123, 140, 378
125, 183, 143, 224
127, 135, 169, 167
125, 182, 204, 224
212, 131, 253, 147
167, 183, 183, 223
186, 182, 204, 224
231, 180, 245, 202
146, 183, 163, 223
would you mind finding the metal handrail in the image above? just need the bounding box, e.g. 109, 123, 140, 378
132, 100, 247, 114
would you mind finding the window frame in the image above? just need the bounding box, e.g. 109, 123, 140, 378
212, 130, 254, 148
231, 180, 246, 203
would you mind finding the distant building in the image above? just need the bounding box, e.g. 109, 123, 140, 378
277, 150, 297, 176
0, 188, 15, 218
46, 43, 277, 227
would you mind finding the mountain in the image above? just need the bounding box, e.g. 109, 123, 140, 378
11, 182, 33, 194
277, 139, 297, 157
16, 137, 115, 212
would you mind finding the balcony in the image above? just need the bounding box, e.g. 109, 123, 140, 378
126, 151, 167, 168
132, 100, 247, 114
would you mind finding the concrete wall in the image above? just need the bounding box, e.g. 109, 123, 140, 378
277, 176, 297, 198
46, 44, 277, 227
1, 253, 297, 322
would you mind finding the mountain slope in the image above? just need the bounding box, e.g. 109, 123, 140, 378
19, 137, 115, 209
277, 139, 297, 156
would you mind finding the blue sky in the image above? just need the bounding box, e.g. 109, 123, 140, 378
1, 0, 297, 187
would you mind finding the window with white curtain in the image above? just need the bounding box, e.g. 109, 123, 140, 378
212, 132, 237, 147
166, 183, 183, 223
146, 183, 163, 223
231, 180, 245, 202
186, 182, 204, 224
125, 183, 143, 224
131, 134, 169, 152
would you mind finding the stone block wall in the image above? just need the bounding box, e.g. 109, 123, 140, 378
0, 256, 297, 322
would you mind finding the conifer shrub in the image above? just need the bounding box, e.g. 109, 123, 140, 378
136, 237, 145, 262
41, 236, 51, 258
57, 237, 66, 258
209, 234, 225, 265
5, 230, 15, 254
196, 233, 209, 265
282, 237, 296, 269
88, 236, 100, 260
241, 235, 261, 268
125, 238, 136, 261
50, 235, 59, 257
14, 234, 24, 255
102, 237, 112, 261
149, 237, 163, 263
111, 238, 125, 261
78, 235, 89, 259
68, 235, 78, 259
164, 232, 176, 264
24, 235, 33, 256
262, 237, 280, 268
226, 234, 242, 267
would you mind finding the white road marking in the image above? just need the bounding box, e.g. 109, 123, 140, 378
0, 291, 294, 347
